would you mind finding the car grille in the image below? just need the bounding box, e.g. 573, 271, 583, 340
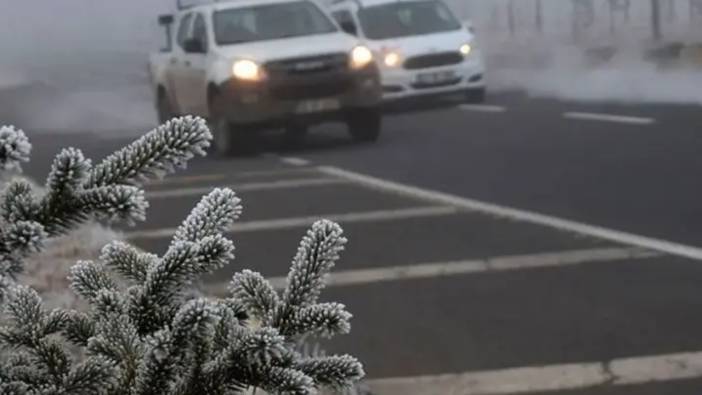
265, 53, 349, 76
404, 52, 464, 70
411, 77, 463, 89
265, 53, 352, 100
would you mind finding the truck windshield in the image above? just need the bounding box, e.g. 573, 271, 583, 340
214, 1, 338, 45
358, 0, 461, 40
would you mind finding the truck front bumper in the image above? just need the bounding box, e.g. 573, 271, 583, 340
215, 66, 381, 129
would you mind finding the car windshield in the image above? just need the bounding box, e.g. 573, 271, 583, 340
213, 1, 338, 45
358, 0, 461, 40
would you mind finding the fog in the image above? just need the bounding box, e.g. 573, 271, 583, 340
0, 0, 173, 131
1, 0, 701, 132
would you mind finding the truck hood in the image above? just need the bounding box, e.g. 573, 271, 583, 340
215, 32, 360, 62
370, 30, 473, 58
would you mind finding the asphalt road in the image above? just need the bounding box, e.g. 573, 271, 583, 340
15, 91, 702, 394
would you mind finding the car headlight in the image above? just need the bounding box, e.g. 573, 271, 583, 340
232, 59, 265, 81
350, 45, 374, 69
383, 51, 402, 67
460, 43, 472, 56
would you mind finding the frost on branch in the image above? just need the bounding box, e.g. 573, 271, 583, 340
1, 187, 363, 394
0, 117, 362, 394
0, 125, 31, 172
0, 117, 211, 296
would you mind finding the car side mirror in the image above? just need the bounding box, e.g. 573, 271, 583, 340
339, 20, 358, 36
184, 38, 206, 53
158, 14, 174, 26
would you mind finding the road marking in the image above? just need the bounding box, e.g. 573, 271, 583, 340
207, 247, 657, 296
125, 206, 457, 240
145, 174, 228, 186
280, 157, 311, 166
563, 112, 655, 125
147, 178, 347, 200
146, 168, 320, 187
318, 166, 702, 261
365, 350, 702, 395
460, 104, 507, 113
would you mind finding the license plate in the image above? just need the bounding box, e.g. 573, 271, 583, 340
296, 98, 340, 114
416, 70, 457, 85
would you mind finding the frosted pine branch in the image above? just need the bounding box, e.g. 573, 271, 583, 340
0, 126, 31, 172
296, 355, 365, 390
282, 302, 352, 338
0, 117, 212, 283
100, 241, 154, 283
230, 270, 280, 321
283, 220, 347, 308
173, 187, 242, 244
86, 116, 211, 188
0, 118, 363, 393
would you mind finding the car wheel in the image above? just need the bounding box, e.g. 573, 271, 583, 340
157, 89, 175, 124
465, 88, 486, 104
347, 109, 382, 142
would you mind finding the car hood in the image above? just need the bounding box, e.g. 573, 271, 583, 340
216, 32, 360, 62
370, 29, 473, 57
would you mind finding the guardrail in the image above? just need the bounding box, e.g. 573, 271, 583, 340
452, 0, 702, 44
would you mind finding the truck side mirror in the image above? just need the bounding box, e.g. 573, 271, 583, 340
184, 38, 206, 54
464, 21, 475, 34
339, 20, 358, 36
159, 14, 175, 26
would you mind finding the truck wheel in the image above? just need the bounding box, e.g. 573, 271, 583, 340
347, 109, 382, 142
283, 124, 308, 148
212, 117, 236, 156
157, 89, 175, 124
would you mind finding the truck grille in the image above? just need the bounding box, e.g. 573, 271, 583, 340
265, 53, 352, 100
270, 79, 353, 100
404, 52, 463, 70
265, 53, 349, 76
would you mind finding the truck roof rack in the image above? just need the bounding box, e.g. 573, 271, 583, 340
329, 0, 364, 8
177, 0, 226, 10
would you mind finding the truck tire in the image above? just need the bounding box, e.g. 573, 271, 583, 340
347, 109, 382, 142
157, 89, 175, 124
209, 91, 236, 155
283, 124, 308, 148
211, 117, 236, 156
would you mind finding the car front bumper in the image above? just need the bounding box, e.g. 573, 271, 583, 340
379, 55, 486, 101
214, 66, 381, 129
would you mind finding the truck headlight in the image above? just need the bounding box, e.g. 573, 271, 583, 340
383, 51, 402, 67
350, 45, 374, 69
232, 59, 265, 81
460, 43, 472, 56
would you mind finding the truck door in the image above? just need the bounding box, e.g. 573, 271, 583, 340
180, 13, 210, 117
170, 12, 195, 114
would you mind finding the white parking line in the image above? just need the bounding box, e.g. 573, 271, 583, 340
147, 178, 347, 199
145, 168, 320, 187
460, 104, 507, 113
563, 112, 655, 125
145, 174, 228, 187
366, 350, 702, 395
125, 206, 457, 240
318, 166, 702, 261
280, 157, 311, 166
207, 247, 657, 295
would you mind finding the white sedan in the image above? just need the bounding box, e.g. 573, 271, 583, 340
329, 0, 486, 103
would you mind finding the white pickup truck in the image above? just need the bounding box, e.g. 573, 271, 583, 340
148, 0, 382, 154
